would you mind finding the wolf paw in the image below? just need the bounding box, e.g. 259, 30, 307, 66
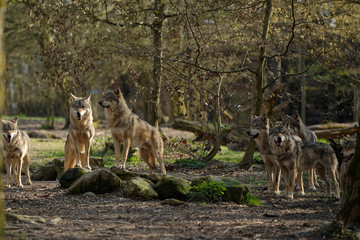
298, 191, 305, 196
274, 190, 281, 195
308, 185, 317, 191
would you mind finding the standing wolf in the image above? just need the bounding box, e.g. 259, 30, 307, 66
64, 93, 95, 171
269, 125, 340, 199
99, 87, 166, 175
247, 114, 281, 194
1, 117, 32, 187
282, 111, 319, 190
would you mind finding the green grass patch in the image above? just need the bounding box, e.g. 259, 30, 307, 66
213, 146, 243, 163
4, 115, 65, 123
173, 158, 206, 169
191, 181, 226, 202
246, 192, 262, 206
30, 138, 64, 164
317, 138, 330, 144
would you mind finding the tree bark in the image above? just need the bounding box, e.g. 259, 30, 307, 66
329, 119, 360, 237
0, 0, 6, 237
241, 0, 272, 169
148, 0, 165, 128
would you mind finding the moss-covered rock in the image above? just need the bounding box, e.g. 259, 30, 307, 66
191, 175, 250, 204
59, 166, 87, 188
161, 198, 186, 206
68, 169, 121, 194
123, 177, 158, 200
110, 167, 162, 184
154, 175, 191, 201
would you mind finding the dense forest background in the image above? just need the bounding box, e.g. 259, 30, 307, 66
4, 0, 360, 128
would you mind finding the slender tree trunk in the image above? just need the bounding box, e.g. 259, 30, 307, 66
148, 0, 164, 128
329, 119, 360, 237
241, 0, 272, 169
0, 0, 6, 237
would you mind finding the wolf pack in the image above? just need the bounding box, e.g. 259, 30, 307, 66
1, 86, 356, 204
247, 112, 355, 202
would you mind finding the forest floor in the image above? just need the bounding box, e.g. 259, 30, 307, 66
3, 119, 342, 240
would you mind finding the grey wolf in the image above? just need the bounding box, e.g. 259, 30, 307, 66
64, 93, 95, 171
269, 125, 340, 199
98, 87, 166, 175
339, 139, 355, 203
282, 112, 318, 190
1, 116, 32, 187
247, 114, 281, 194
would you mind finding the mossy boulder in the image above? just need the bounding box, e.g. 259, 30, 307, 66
154, 175, 191, 201
191, 175, 250, 204
110, 167, 162, 184
59, 166, 87, 188
68, 169, 121, 194
123, 177, 158, 200
31, 158, 64, 181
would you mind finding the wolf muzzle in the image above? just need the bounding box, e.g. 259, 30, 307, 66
98, 100, 109, 108
4, 134, 11, 143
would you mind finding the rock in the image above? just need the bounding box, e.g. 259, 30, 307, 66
110, 167, 139, 181
83, 192, 97, 197
110, 167, 162, 184
27, 130, 59, 139
123, 177, 158, 200
161, 198, 186, 206
59, 166, 87, 188
49, 217, 62, 225
68, 169, 121, 194
154, 175, 191, 201
191, 175, 250, 204
6, 212, 46, 224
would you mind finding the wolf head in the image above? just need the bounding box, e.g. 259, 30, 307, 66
1, 116, 19, 143
340, 139, 356, 163
269, 125, 292, 147
70, 93, 92, 121
98, 87, 123, 109
247, 114, 269, 139
282, 114, 300, 136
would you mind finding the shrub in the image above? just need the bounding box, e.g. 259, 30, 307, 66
173, 158, 206, 169
191, 181, 226, 202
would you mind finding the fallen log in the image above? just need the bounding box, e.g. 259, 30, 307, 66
313, 125, 358, 139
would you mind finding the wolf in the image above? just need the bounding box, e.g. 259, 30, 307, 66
269, 125, 340, 199
339, 139, 356, 203
99, 87, 166, 175
1, 116, 32, 188
247, 114, 281, 194
282, 111, 319, 190
64, 93, 95, 171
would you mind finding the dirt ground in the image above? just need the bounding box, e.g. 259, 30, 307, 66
3, 120, 342, 240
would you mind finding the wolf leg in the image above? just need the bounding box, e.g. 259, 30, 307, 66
23, 154, 32, 185
5, 158, 12, 188
287, 168, 297, 199
120, 138, 131, 169
264, 159, 274, 194
113, 138, 121, 167
15, 157, 24, 188
274, 165, 281, 195
82, 140, 92, 170
297, 171, 305, 196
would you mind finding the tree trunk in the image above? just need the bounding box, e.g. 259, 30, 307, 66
0, 0, 7, 237
329, 119, 360, 237
241, 0, 272, 170
148, 0, 164, 128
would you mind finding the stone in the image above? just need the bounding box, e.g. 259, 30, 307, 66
191, 175, 250, 204
154, 175, 191, 201
59, 166, 87, 188
68, 169, 121, 194
123, 177, 158, 200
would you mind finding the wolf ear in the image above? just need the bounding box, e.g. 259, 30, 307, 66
70, 93, 77, 102
11, 116, 19, 125
250, 113, 256, 121
260, 114, 267, 122
86, 94, 91, 102
293, 110, 301, 121
114, 87, 122, 98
